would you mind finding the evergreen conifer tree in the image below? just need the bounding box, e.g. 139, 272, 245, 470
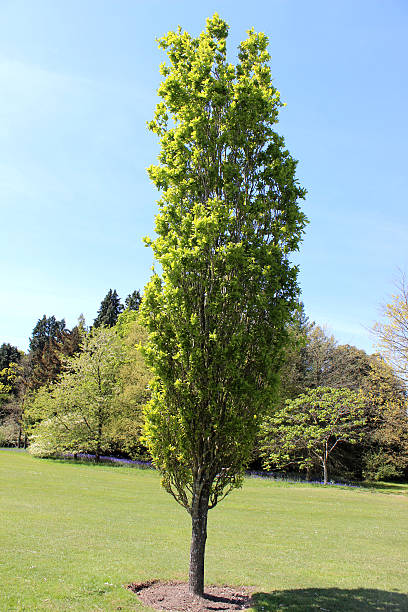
0, 343, 21, 371
28, 316, 79, 389
124, 290, 142, 311
93, 289, 123, 328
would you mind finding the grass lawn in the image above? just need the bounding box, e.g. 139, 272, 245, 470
1, 450, 407, 611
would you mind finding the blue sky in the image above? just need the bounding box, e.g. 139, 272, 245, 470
1, 0, 407, 353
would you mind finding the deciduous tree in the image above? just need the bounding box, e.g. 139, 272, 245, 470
261, 387, 366, 484
140, 14, 306, 596
28, 327, 125, 461
373, 277, 408, 385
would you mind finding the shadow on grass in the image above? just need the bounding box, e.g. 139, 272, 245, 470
361, 482, 408, 493
251, 588, 408, 611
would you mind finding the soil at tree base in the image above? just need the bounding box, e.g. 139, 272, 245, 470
127, 580, 253, 611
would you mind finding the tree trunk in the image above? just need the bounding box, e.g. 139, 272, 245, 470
188, 486, 210, 597
95, 412, 102, 463
323, 442, 329, 484
323, 459, 328, 485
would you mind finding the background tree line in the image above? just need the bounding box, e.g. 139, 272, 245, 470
259, 305, 408, 482
1, 288, 407, 483
0, 288, 144, 456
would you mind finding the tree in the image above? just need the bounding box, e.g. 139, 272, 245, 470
28, 315, 75, 389
124, 290, 142, 311
110, 309, 151, 458
360, 357, 408, 480
1, 354, 32, 447
278, 324, 373, 399
93, 289, 124, 328
261, 387, 366, 484
373, 276, 408, 385
140, 14, 307, 596
29, 315, 67, 354
328, 344, 372, 391
28, 327, 125, 461
0, 343, 21, 372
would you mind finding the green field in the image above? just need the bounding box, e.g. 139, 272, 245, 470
1, 450, 407, 611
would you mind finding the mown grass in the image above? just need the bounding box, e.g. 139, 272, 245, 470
1, 450, 407, 611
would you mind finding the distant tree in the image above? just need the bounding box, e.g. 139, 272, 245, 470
301, 325, 338, 388
28, 315, 69, 389
0, 343, 21, 372
27, 315, 81, 389
261, 387, 366, 484
124, 290, 142, 311
0, 362, 20, 396
110, 310, 151, 458
1, 354, 32, 447
28, 327, 125, 461
277, 304, 311, 402
360, 357, 408, 480
373, 276, 408, 385
93, 289, 124, 328
29, 315, 67, 354
141, 14, 307, 596
328, 344, 372, 391
278, 324, 373, 401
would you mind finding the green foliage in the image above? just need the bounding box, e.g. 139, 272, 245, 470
373, 276, 408, 384
360, 357, 408, 480
141, 14, 307, 592
0, 343, 21, 372
141, 13, 306, 513
261, 387, 366, 483
28, 327, 126, 458
124, 289, 142, 311
272, 321, 408, 481
29, 315, 67, 354
278, 323, 373, 402
26, 317, 151, 460
0, 362, 20, 397
27, 315, 82, 390
362, 449, 402, 481
93, 289, 123, 328
110, 311, 151, 458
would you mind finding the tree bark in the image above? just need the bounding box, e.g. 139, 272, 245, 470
323, 459, 328, 485
188, 486, 210, 597
323, 442, 329, 484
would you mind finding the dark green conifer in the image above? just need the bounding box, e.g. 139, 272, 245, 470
124, 290, 142, 311
93, 289, 123, 328
0, 343, 21, 371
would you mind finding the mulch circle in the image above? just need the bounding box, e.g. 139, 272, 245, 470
126, 580, 253, 611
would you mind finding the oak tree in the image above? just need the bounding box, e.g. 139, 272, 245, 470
140, 14, 306, 595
